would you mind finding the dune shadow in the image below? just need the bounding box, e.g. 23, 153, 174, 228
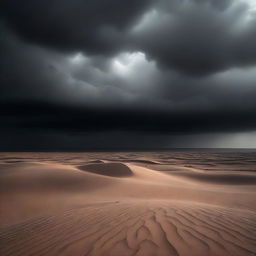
168, 171, 256, 185
78, 163, 133, 177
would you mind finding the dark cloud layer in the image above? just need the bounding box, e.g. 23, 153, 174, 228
2, 0, 256, 75
1, 0, 152, 54
1, 100, 256, 150
0, 0, 256, 150
132, 0, 256, 76
1, 101, 256, 133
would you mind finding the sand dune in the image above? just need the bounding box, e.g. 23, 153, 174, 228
0, 152, 256, 256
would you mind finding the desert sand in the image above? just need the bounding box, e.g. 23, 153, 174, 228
0, 152, 255, 256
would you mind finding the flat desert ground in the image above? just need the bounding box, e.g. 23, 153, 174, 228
0, 152, 256, 256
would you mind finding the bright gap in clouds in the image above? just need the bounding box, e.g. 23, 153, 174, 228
246, 0, 256, 10
213, 131, 256, 148
166, 131, 256, 148
240, 0, 256, 23
68, 52, 86, 65
111, 52, 147, 76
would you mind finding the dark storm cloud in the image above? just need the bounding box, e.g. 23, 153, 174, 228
0, 28, 134, 106
1, 99, 256, 150
0, 0, 256, 150
0, 0, 152, 54
0, 28, 66, 102
1, 0, 256, 75
1, 100, 256, 133
132, 0, 256, 76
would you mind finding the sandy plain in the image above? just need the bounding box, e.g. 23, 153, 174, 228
0, 151, 255, 256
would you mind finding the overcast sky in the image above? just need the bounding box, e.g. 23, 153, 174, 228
1, 0, 256, 150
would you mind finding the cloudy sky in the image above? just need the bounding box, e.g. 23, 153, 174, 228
1, 0, 256, 150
